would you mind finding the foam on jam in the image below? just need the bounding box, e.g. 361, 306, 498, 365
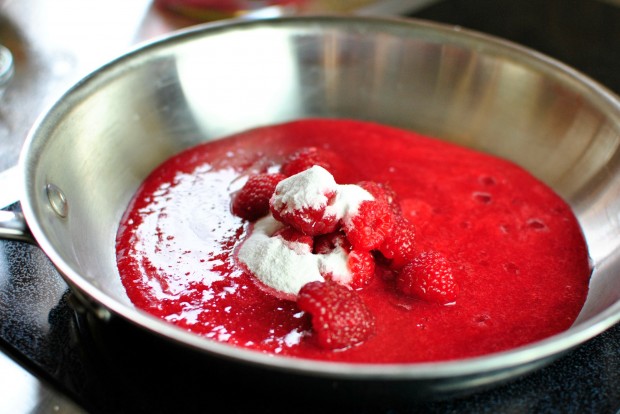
116, 119, 591, 363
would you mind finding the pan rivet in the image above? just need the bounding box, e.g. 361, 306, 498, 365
46, 184, 68, 218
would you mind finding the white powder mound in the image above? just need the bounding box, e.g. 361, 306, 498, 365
271, 165, 373, 221
237, 215, 350, 297
331, 184, 374, 224
271, 165, 339, 213
237, 166, 376, 298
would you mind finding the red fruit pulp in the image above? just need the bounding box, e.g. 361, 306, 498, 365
115, 119, 591, 363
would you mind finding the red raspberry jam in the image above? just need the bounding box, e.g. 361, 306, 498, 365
115, 119, 591, 363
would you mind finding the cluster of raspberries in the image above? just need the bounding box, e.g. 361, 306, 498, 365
231, 147, 458, 350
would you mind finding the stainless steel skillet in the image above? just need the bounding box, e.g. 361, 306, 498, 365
1, 15, 620, 400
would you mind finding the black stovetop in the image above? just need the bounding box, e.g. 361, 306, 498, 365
1, 1, 620, 413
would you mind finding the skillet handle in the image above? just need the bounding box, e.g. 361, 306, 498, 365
0, 210, 35, 244
0, 166, 36, 244
0, 166, 20, 209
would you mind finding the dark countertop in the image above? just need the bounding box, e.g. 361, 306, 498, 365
1, 0, 619, 413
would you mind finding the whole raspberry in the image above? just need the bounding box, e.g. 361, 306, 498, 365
358, 181, 401, 215
270, 166, 340, 236
347, 250, 376, 289
314, 233, 374, 289
397, 251, 459, 304
297, 280, 375, 350
280, 147, 337, 177
379, 216, 417, 270
231, 173, 285, 221
273, 226, 314, 254
272, 203, 339, 236
343, 199, 394, 250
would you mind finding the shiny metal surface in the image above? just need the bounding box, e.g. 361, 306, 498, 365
7, 16, 620, 395
0, 349, 86, 414
0, 0, 438, 198
0, 0, 170, 172
0, 44, 13, 93
0, 210, 33, 243
0, 166, 19, 209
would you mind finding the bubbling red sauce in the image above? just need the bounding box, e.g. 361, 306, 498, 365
115, 119, 590, 363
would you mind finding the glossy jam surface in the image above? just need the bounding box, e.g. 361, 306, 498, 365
116, 119, 590, 363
